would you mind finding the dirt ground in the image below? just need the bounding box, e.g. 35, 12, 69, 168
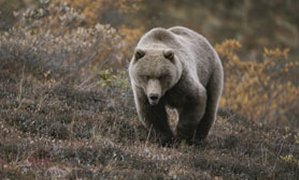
0, 59, 298, 179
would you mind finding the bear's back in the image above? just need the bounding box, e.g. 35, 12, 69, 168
168, 26, 215, 55
137, 27, 213, 56
168, 26, 220, 87
168, 26, 200, 40
136, 28, 182, 50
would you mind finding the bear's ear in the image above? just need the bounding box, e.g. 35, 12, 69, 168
134, 49, 145, 61
163, 49, 174, 62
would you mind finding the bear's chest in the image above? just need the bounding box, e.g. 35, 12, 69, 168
162, 78, 201, 109
163, 87, 189, 108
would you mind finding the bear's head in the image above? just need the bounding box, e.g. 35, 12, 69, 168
129, 48, 182, 105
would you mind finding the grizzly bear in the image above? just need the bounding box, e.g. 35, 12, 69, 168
128, 26, 224, 145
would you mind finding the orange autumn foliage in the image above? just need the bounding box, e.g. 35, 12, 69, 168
216, 40, 299, 125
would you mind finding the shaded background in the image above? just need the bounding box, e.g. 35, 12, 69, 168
1, 0, 298, 57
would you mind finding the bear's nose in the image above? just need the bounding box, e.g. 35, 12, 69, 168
149, 93, 159, 101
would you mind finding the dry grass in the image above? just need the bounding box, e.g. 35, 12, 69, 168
0, 59, 298, 179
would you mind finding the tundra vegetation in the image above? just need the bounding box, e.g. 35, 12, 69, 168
0, 0, 298, 179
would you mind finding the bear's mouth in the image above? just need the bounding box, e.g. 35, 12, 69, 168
148, 94, 160, 106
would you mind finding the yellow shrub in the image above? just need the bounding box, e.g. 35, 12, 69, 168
216, 40, 299, 125
118, 26, 144, 62
47, 0, 143, 66
52, 0, 142, 25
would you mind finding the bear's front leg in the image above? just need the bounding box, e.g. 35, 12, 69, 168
141, 103, 175, 146
176, 89, 207, 144
134, 88, 174, 146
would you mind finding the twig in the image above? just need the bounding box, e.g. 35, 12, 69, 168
16, 64, 26, 109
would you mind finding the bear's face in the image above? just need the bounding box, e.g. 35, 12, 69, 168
129, 49, 182, 105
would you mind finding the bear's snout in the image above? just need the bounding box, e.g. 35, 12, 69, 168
148, 93, 160, 105
146, 79, 162, 105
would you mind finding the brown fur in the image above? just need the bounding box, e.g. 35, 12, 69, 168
128, 26, 224, 145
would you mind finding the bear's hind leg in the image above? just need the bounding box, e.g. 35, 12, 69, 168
195, 68, 223, 142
